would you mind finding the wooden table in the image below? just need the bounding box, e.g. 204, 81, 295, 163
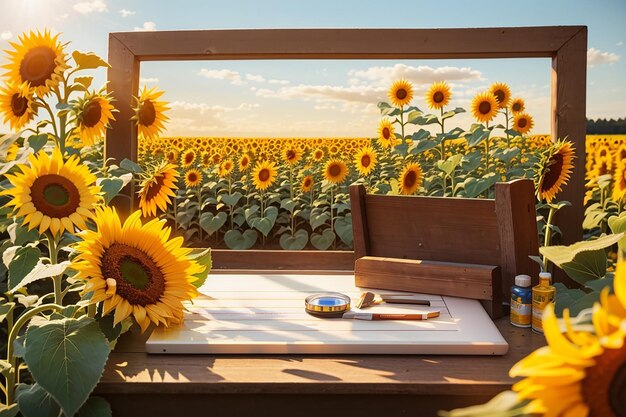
95, 319, 545, 416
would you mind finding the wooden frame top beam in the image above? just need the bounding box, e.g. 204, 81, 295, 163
110, 26, 585, 61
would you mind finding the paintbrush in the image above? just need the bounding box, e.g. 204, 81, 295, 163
342, 311, 440, 321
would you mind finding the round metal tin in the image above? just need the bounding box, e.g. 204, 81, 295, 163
305, 292, 351, 318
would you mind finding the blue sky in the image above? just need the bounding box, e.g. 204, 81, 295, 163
0, 0, 624, 136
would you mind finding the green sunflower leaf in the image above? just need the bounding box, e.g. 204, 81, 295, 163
16, 383, 60, 417
23, 316, 110, 417
7, 246, 41, 292
27, 134, 48, 152
188, 247, 212, 288
76, 397, 112, 417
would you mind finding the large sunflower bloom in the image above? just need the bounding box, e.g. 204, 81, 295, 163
354, 145, 377, 177
535, 140, 575, 202
184, 169, 202, 188
388, 79, 413, 108
0, 81, 37, 130
425, 81, 452, 110
513, 113, 534, 135
2, 148, 100, 236
252, 161, 277, 190
377, 118, 396, 149
73, 89, 116, 146
489, 82, 512, 109
399, 163, 423, 195
72, 207, 204, 332
218, 159, 234, 178
324, 159, 349, 184
138, 161, 179, 218
283, 146, 302, 166
471, 92, 499, 124
133, 86, 169, 140
510, 258, 626, 417
510, 97, 525, 114
3, 30, 68, 97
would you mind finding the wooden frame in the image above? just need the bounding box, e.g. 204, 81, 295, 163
350, 179, 540, 315
107, 26, 587, 268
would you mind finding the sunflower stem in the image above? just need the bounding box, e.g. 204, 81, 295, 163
400, 106, 405, 144
5, 303, 63, 405
47, 233, 63, 305
330, 185, 335, 249
197, 188, 203, 243
542, 204, 558, 271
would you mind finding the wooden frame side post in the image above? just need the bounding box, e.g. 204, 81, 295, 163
107, 34, 140, 218
349, 184, 370, 260
495, 179, 541, 301
552, 27, 587, 245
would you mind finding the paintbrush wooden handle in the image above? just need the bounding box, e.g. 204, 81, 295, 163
373, 312, 440, 320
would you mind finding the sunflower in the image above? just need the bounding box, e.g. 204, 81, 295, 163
510, 97, 525, 114
72, 207, 204, 332
513, 113, 534, 135
0, 81, 37, 130
6, 142, 19, 162
612, 161, 626, 202
218, 159, 234, 177
354, 146, 377, 177
388, 79, 413, 108
239, 154, 251, 172
138, 161, 179, 218
301, 175, 314, 193
252, 161, 277, 190
311, 148, 325, 162
471, 92, 499, 124
510, 258, 626, 417
184, 169, 202, 188
377, 118, 396, 149
181, 149, 196, 168
166, 149, 178, 165
399, 163, 423, 195
324, 159, 348, 184
283, 146, 302, 165
534, 140, 575, 202
133, 86, 169, 140
3, 30, 68, 97
73, 90, 116, 146
489, 82, 511, 109
425, 81, 452, 110
1, 148, 100, 236
328, 144, 339, 155
212, 153, 221, 165
200, 151, 212, 167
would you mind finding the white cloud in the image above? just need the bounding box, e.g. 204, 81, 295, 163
246, 73, 266, 83
134, 22, 157, 32
348, 64, 482, 86
617, 41, 623, 47
170, 100, 259, 114
1, 31, 13, 41
73, 0, 108, 14
197, 68, 244, 85
119, 9, 135, 17
587, 48, 620, 67
269, 79, 290, 85
139, 77, 159, 84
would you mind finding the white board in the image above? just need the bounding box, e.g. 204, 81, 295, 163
146, 273, 509, 355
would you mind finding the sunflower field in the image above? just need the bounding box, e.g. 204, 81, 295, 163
136, 81, 570, 251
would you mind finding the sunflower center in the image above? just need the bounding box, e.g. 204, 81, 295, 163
10, 94, 28, 117
184, 153, 194, 164
82, 100, 102, 128
315, 151, 323, 159
187, 172, 198, 183
541, 153, 565, 192
19, 46, 57, 87
382, 127, 391, 139
581, 345, 626, 417
304, 178, 312, 187
479, 101, 492, 115
144, 174, 166, 201
512, 102, 522, 112
404, 170, 417, 187
396, 88, 407, 100
494, 90, 505, 103
101, 243, 165, 306
31, 174, 81, 218
241, 157, 249, 167
328, 164, 341, 177
287, 150, 296, 160
518, 118, 528, 128
138, 99, 157, 127
433, 91, 444, 103
258, 168, 270, 182
361, 155, 371, 168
